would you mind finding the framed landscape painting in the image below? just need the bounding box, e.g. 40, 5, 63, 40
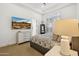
12, 16, 32, 29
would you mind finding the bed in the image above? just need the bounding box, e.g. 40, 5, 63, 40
30, 34, 61, 55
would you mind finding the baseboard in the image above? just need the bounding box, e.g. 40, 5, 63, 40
17, 41, 30, 45
0, 41, 30, 48
0, 43, 16, 48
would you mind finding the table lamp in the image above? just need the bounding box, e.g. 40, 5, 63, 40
54, 19, 79, 55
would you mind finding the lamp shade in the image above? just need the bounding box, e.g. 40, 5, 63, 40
54, 19, 79, 37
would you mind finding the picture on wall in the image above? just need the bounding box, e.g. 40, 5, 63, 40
12, 16, 32, 29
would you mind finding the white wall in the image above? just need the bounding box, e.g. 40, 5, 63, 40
43, 4, 77, 34
76, 4, 79, 19
0, 3, 42, 47
43, 4, 76, 21
0, 3, 78, 47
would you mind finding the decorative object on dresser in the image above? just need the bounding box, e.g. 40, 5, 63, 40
54, 19, 79, 56
16, 30, 31, 44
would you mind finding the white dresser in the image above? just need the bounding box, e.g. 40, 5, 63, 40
17, 30, 31, 44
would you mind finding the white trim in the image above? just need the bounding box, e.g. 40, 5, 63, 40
13, 3, 74, 14
44, 3, 76, 14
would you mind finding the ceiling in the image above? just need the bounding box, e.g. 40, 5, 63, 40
15, 3, 72, 14
25, 3, 58, 12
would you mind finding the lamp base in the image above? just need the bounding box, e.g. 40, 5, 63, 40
60, 36, 71, 56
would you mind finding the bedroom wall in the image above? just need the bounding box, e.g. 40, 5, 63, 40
43, 4, 77, 34
43, 4, 77, 23
0, 3, 78, 47
0, 3, 42, 47
76, 4, 79, 19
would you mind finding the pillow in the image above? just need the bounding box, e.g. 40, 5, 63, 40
53, 34, 59, 41
57, 36, 62, 42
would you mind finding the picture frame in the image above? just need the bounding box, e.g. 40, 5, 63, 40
11, 16, 32, 29
40, 24, 45, 34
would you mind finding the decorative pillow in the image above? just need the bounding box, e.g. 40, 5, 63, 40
53, 34, 59, 41
57, 36, 62, 42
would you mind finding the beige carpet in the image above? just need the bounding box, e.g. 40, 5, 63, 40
0, 42, 43, 56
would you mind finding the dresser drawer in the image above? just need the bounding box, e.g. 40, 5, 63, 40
17, 31, 31, 44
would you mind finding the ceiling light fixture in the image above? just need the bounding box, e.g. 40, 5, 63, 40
41, 3, 47, 8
